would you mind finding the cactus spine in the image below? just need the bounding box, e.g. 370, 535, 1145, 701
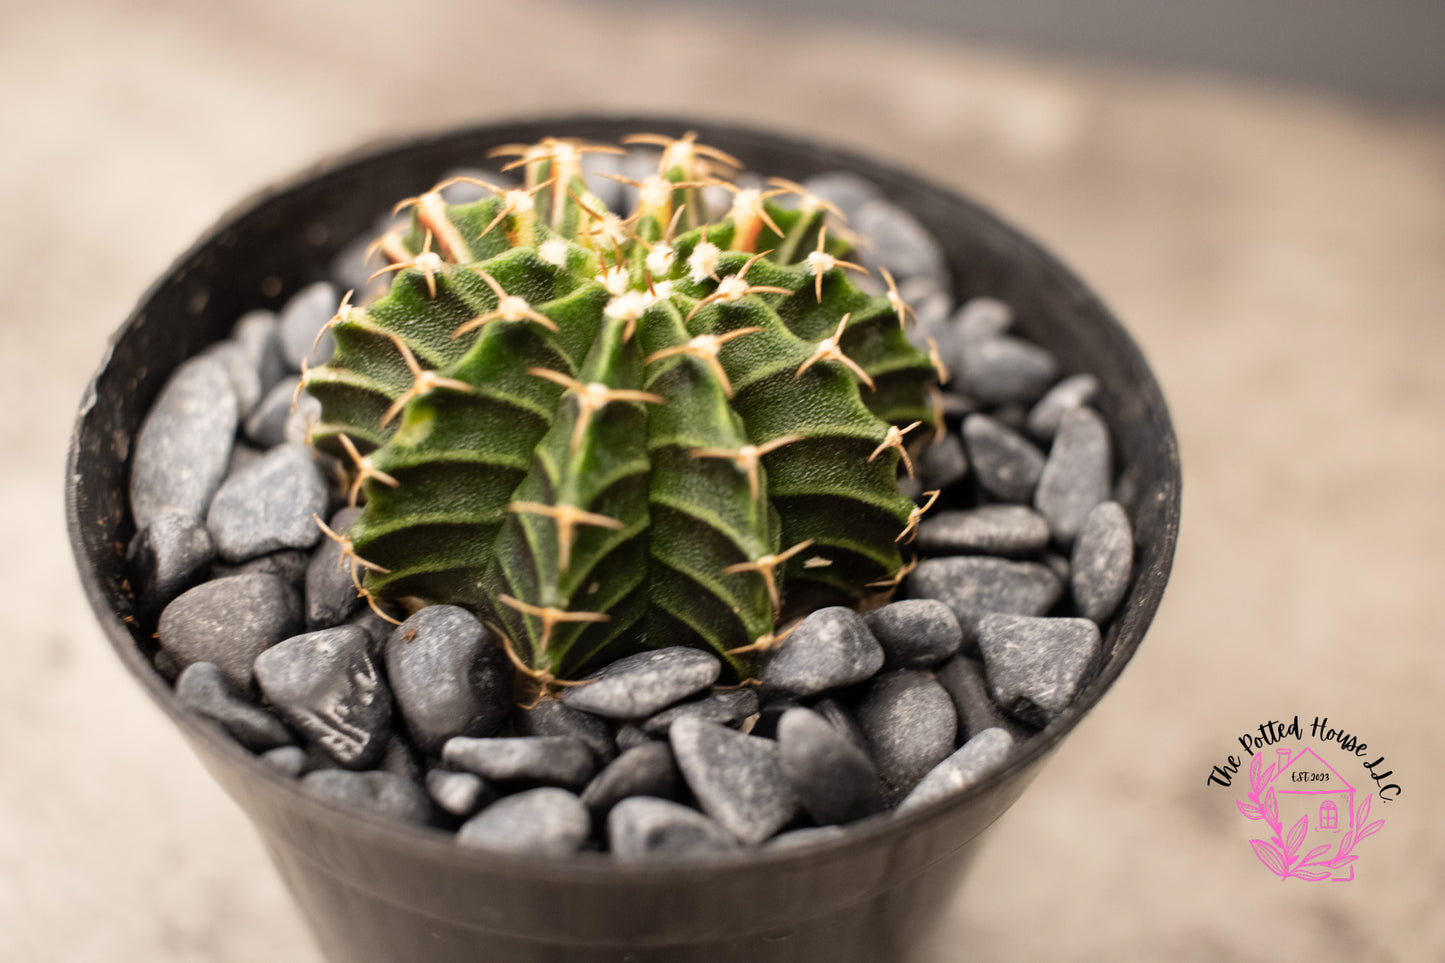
304, 134, 939, 685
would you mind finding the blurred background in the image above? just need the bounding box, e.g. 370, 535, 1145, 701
5, 0, 1442, 959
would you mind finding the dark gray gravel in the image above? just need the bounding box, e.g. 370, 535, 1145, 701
280, 281, 338, 371
853, 198, 947, 285
206, 445, 328, 563
935, 655, 1028, 743
642, 688, 759, 737
301, 769, 429, 824
243, 377, 302, 449
261, 745, 308, 777
1071, 501, 1134, 624
211, 548, 311, 585
918, 434, 969, 490
864, 600, 963, 669
456, 788, 590, 856
906, 556, 1063, 645
580, 743, 680, 817
956, 337, 1059, 406
1035, 406, 1112, 545
128, 508, 215, 610
517, 700, 618, 766
231, 309, 288, 399
561, 647, 720, 720
157, 573, 301, 690
442, 736, 598, 789
200, 341, 264, 419
1027, 373, 1099, 441
813, 698, 871, 756
303, 507, 363, 630
670, 717, 798, 845
976, 614, 1102, 727
962, 414, 1045, 503
254, 625, 393, 770
857, 670, 958, 802
897, 727, 1015, 812
764, 825, 849, 851
777, 708, 885, 826
385, 605, 511, 755
800, 171, 882, 223
426, 769, 496, 819
174, 661, 292, 752
760, 607, 884, 697
608, 796, 740, 861
952, 297, 1012, 343
613, 725, 656, 753
914, 505, 1051, 557
129, 356, 238, 531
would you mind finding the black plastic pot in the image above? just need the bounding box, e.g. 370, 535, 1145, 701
66, 116, 1180, 962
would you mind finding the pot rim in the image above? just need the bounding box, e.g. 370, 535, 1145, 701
65, 111, 1181, 880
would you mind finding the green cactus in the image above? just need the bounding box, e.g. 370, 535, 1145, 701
303, 133, 940, 687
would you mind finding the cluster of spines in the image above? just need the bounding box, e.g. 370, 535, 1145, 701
301, 133, 943, 690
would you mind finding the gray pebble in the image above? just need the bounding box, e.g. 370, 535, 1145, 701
231, 309, 288, 398
977, 614, 1101, 726
280, 281, 339, 371
129, 355, 238, 531
301, 769, 429, 824
613, 725, 656, 753
918, 434, 969, 490
864, 599, 963, 669
175, 661, 292, 752
1027, 373, 1099, 441
225, 443, 266, 480
813, 698, 870, 756
380, 733, 423, 785
442, 736, 597, 789
1071, 502, 1134, 623
580, 152, 626, 211
457, 788, 590, 857
962, 415, 1045, 503
580, 743, 680, 817
346, 608, 396, 662
561, 647, 720, 720
952, 297, 1013, 343
907, 556, 1063, 645
935, 656, 1026, 742
254, 626, 392, 770
764, 825, 849, 851
386, 605, 511, 755
670, 717, 797, 845
898, 728, 1014, 812
760, 607, 884, 697
854, 199, 947, 287
1036, 407, 1112, 545
426, 769, 496, 819
517, 700, 618, 766
957, 337, 1059, 406
304, 507, 363, 630
777, 708, 885, 826
800, 171, 882, 222
857, 670, 957, 802
157, 573, 301, 690
1042, 552, 1072, 583
642, 688, 759, 736
206, 445, 327, 563
243, 377, 303, 449
261, 745, 308, 777
914, 505, 1051, 557
200, 340, 263, 418
285, 390, 321, 447
608, 797, 740, 861
212, 549, 311, 585
127, 508, 215, 610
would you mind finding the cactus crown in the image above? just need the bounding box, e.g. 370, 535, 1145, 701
304, 133, 940, 687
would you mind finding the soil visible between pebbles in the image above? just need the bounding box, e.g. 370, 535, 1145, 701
128, 154, 1136, 860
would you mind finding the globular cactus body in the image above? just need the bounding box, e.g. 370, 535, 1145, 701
305, 135, 939, 684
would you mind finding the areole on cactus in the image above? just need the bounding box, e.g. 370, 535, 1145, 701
302, 133, 941, 688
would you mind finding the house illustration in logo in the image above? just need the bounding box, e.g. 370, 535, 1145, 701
1273, 747, 1357, 881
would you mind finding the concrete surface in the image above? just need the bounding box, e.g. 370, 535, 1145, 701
3, 1, 1441, 960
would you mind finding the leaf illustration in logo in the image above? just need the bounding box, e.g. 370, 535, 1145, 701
1285, 815, 1308, 856
1295, 866, 1334, 881
1362, 820, 1384, 839
1235, 799, 1262, 819
1304, 843, 1332, 862
1249, 752, 1263, 788
1263, 787, 1279, 826
1250, 839, 1287, 877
